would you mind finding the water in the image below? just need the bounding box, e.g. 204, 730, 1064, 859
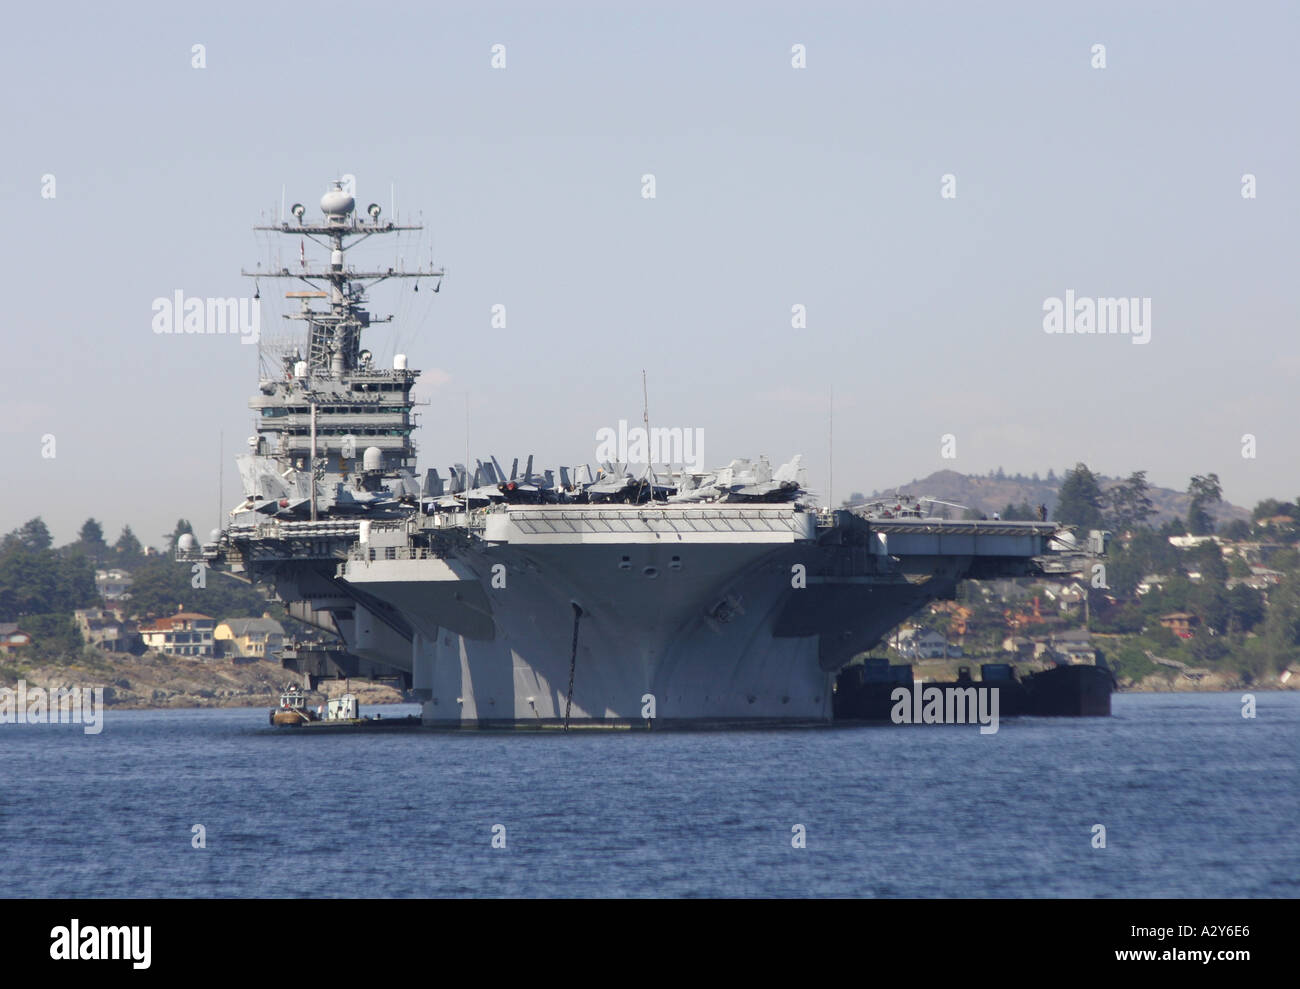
2, 693, 1296, 897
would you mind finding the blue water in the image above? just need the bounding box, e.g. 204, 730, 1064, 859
1, 692, 1296, 897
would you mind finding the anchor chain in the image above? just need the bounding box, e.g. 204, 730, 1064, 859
564, 602, 583, 731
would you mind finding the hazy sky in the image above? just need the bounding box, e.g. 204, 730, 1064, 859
4, 1, 1297, 546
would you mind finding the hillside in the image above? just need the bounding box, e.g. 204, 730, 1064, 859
857, 469, 1248, 526
5, 651, 405, 711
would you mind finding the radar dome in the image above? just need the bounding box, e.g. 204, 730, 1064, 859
321, 183, 355, 217
177, 533, 197, 552
208, 529, 221, 543
363, 446, 383, 471
1049, 531, 1078, 553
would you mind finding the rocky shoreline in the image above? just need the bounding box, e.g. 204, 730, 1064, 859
2, 651, 1293, 713
2, 651, 406, 710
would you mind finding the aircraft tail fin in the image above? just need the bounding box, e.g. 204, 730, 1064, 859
773, 454, 803, 483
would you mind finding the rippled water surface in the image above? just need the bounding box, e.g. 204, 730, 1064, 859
2, 692, 1296, 897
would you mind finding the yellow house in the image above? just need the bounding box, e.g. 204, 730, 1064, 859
214, 617, 286, 659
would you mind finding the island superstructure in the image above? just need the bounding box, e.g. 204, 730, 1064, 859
192, 178, 1101, 728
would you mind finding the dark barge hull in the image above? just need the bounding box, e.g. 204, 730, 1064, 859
834, 660, 1113, 721
1020, 663, 1113, 717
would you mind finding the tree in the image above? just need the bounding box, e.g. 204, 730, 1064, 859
1218, 518, 1250, 541
114, 525, 144, 566
1227, 554, 1251, 579
1105, 470, 1155, 532
77, 518, 109, 567
1103, 539, 1145, 599
1133, 525, 1185, 571
16, 518, 53, 552
126, 555, 274, 621
1001, 501, 1036, 521
0, 543, 56, 619
1258, 578, 1300, 673
1055, 463, 1105, 529
79, 518, 105, 546
1226, 584, 1265, 634
0, 520, 98, 622
1187, 474, 1223, 536
1187, 541, 1228, 584
166, 519, 195, 554
1188, 626, 1229, 665
1251, 498, 1294, 522
53, 549, 97, 615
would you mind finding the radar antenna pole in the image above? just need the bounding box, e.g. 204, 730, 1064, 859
641, 369, 658, 503
828, 385, 834, 511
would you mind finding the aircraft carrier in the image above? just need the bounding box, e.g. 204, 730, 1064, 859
191, 179, 1100, 728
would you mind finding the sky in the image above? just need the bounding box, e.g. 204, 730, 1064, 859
3, 0, 1297, 546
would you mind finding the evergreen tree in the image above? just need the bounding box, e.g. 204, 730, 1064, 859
1251, 498, 1288, 522
127, 555, 274, 621
1218, 518, 1250, 541
16, 518, 53, 552
1106, 470, 1156, 531
1127, 528, 1181, 576
1000, 501, 1036, 521
1260, 576, 1300, 666
1188, 541, 1228, 583
1226, 584, 1266, 634
0, 518, 99, 622
1055, 463, 1105, 529
77, 518, 109, 567
1104, 540, 1144, 598
114, 525, 144, 566
1187, 474, 1223, 536
53, 549, 97, 612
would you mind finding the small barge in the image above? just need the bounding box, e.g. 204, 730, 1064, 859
269, 685, 420, 729
834, 656, 1115, 721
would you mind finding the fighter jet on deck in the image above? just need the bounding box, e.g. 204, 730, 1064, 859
668, 455, 805, 503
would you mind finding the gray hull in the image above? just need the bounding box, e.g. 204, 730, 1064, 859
341, 506, 960, 726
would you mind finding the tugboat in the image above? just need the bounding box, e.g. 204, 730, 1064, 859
270, 684, 319, 726
269, 682, 418, 729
